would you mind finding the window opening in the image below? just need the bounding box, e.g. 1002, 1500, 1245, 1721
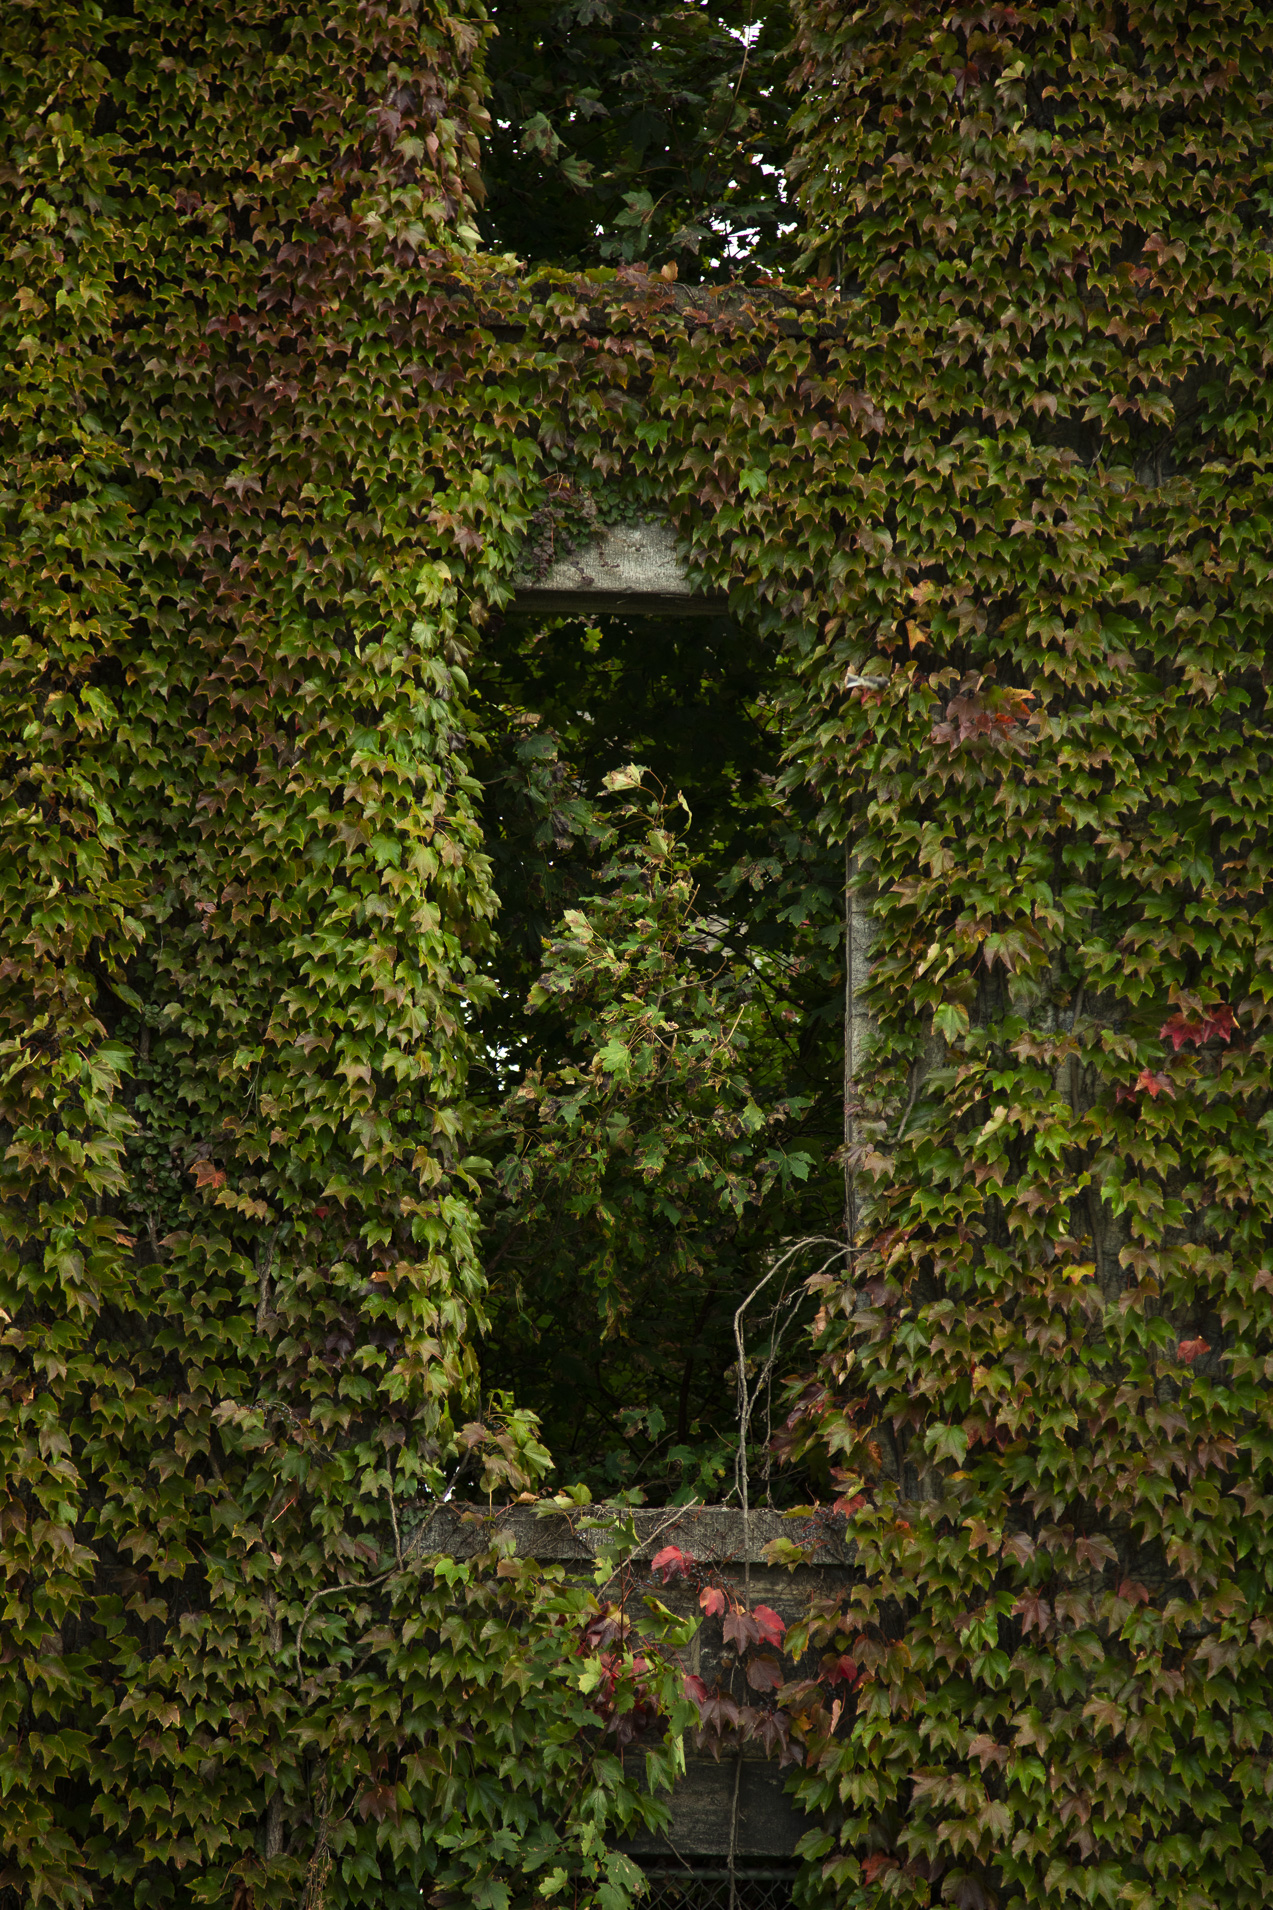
467, 605, 845, 1509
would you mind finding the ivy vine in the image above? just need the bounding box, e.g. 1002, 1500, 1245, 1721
3, 3, 1273, 1909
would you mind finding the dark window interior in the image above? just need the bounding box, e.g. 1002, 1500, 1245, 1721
467, 608, 844, 1504
639, 1863, 799, 1909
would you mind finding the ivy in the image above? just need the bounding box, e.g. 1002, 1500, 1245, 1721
777, 6, 1273, 1908
4, 1, 1273, 1907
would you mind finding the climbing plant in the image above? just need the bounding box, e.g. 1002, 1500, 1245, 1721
0, 2, 837, 1902
4, 0, 1273, 1907
775, 6, 1273, 1909
0, 4, 581, 1905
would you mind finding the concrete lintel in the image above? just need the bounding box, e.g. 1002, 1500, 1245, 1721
510, 518, 728, 619
411, 1503, 850, 1565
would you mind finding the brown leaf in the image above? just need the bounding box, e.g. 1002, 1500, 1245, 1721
357, 1782, 400, 1824
722, 1608, 762, 1650
1012, 1590, 1052, 1636
744, 1653, 783, 1692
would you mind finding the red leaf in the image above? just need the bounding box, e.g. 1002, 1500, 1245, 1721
1201, 1005, 1237, 1043
1135, 1068, 1174, 1099
699, 1585, 728, 1616
1178, 1337, 1210, 1366
651, 1544, 690, 1583
683, 1672, 710, 1708
191, 1160, 226, 1189
752, 1604, 786, 1647
1160, 1012, 1201, 1051
862, 1853, 897, 1883
723, 1608, 762, 1650
825, 1652, 862, 1687
1162, 1004, 1236, 1050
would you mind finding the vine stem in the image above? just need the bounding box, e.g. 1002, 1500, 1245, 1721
844, 837, 857, 1261
732, 1236, 845, 1602
728, 1747, 743, 1910
294, 1566, 397, 1683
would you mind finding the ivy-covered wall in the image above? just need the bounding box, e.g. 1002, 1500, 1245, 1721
780, 7, 1273, 1909
3, 2, 1273, 1908
0, 6, 532, 1904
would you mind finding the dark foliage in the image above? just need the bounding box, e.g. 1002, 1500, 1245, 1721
468, 608, 843, 1499
478, 0, 801, 276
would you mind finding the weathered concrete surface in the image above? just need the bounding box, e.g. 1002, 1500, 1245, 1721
510, 518, 728, 618
622, 1754, 808, 1859
413, 1503, 850, 1566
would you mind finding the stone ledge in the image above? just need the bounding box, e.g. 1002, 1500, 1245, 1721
510, 519, 728, 618
410, 1503, 845, 1861
411, 1502, 851, 1566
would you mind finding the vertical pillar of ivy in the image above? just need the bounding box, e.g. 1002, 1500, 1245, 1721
775, 6, 1273, 1908
0, 4, 514, 1903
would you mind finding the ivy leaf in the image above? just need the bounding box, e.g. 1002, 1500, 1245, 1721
651, 1545, 691, 1583
924, 1423, 969, 1466
722, 1608, 763, 1651
932, 1001, 969, 1041
752, 1604, 786, 1647
744, 1653, 783, 1692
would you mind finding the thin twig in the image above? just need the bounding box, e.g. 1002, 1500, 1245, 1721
728, 1748, 743, 1910
593, 1503, 696, 1597
733, 1237, 845, 1599
386, 1470, 403, 1568
892, 1066, 923, 1145
294, 1566, 396, 1680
